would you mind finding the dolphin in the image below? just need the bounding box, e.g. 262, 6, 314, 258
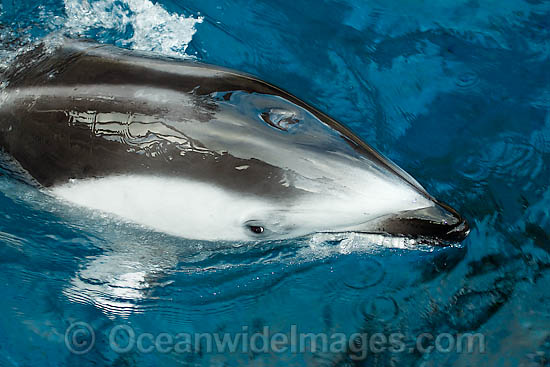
0, 40, 469, 243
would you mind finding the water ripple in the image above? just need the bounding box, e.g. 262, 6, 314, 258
455, 70, 480, 90
458, 133, 544, 186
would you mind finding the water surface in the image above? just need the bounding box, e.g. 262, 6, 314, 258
1, 0, 549, 366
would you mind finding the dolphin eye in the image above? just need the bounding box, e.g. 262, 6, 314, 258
244, 220, 266, 236
249, 225, 264, 234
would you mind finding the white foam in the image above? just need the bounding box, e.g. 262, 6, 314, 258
63, 0, 202, 57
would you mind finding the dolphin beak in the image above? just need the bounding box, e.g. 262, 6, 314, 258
374, 201, 470, 244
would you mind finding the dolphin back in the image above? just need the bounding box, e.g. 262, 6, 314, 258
0, 41, 302, 197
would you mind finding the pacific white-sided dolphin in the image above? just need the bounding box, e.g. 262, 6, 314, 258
0, 40, 469, 243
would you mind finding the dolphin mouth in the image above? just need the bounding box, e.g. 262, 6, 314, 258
342, 201, 470, 246
378, 201, 470, 244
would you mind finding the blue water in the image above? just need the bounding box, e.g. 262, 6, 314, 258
1, 0, 550, 366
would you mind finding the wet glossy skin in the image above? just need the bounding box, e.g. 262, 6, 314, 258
0, 40, 469, 242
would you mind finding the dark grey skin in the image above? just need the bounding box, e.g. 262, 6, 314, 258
0, 40, 469, 243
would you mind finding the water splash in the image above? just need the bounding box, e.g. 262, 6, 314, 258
63, 0, 202, 57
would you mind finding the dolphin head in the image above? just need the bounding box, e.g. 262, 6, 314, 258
48, 85, 469, 244
8, 42, 468, 244
169, 85, 470, 244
